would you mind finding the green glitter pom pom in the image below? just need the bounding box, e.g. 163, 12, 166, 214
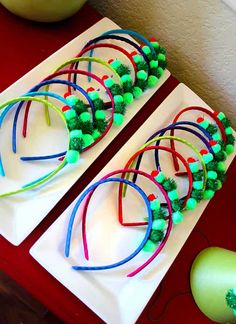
207, 170, 218, 180
67, 117, 80, 131
207, 124, 218, 135
147, 75, 158, 88
82, 134, 94, 147
217, 170, 226, 183
168, 189, 179, 201
226, 144, 234, 155
93, 98, 105, 111
70, 129, 82, 139
74, 99, 87, 114
226, 289, 236, 310
116, 64, 131, 77
171, 199, 182, 212
193, 181, 203, 190
150, 199, 161, 211
152, 207, 167, 220
191, 189, 204, 202
226, 134, 235, 145
92, 129, 101, 140
162, 178, 177, 191
123, 92, 134, 105
69, 137, 83, 151
172, 211, 184, 224
203, 189, 215, 200
152, 219, 166, 231
133, 87, 143, 98
95, 119, 108, 133
206, 179, 218, 191
186, 198, 197, 210
88, 91, 99, 101
137, 70, 148, 81
64, 109, 76, 121
150, 230, 164, 243
143, 239, 156, 252
113, 113, 124, 126
206, 161, 218, 171
136, 60, 148, 72
66, 95, 79, 106
221, 117, 231, 128
214, 151, 227, 162
110, 83, 123, 96
95, 110, 106, 120
115, 101, 126, 114
66, 150, 80, 164
193, 170, 203, 181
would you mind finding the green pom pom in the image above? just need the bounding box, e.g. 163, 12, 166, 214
137, 70, 148, 80
207, 124, 218, 135
212, 132, 221, 141
93, 98, 105, 111
116, 64, 131, 76
133, 87, 143, 98
214, 151, 227, 162
217, 112, 225, 120
69, 137, 83, 151
67, 117, 80, 131
152, 207, 167, 220
193, 181, 203, 190
158, 53, 166, 62
154, 171, 165, 184
226, 144, 234, 155
172, 211, 184, 224
225, 127, 233, 135
193, 170, 203, 181
202, 153, 214, 164
115, 101, 126, 114
110, 83, 123, 96
199, 120, 209, 129
150, 41, 160, 50
207, 170, 218, 180
74, 99, 87, 114
81, 121, 93, 135
82, 134, 94, 147
143, 239, 156, 252
66, 150, 80, 164
171, 199, 182, 212
150, 230, 164, 243
189, 161, 199, 173
66, 95, 79, 106
226, 289, 236, 310
121, 74, 132, 83
162, 178, 177, 191
64, 109, 76, 121
123, 92, 134, 105
104, 78, 115, 88
221, 117, 231, 128
88, 91, 99, 101
226, 134, 235, 145
152, 219, 166, 231
110, 59, 121, 69
95, 110, 106, 120
70, 129, 82, 139
150, 60, 158, 69
113, 113, 124, 126
92, 129, 101, 140
217, 170, 226, 183
147, 75, 158, 88
191, 189, 204, 202
168, 189, 179, 201
133, 54, 142, 64
206, 161, 218, 171
216, 180, 222, 190
186, 198, 197, 210
114, 95, 124, 103
203, 189, 215, 199
217, 161, 226, 172
136, 78, 147, 91
206, 179, 218, 191
157, 67, 164, 78
211, 143, 221, 154
95, 119, 108, 133
136, 61, 148, 72
80, 112, 91, 123
142, 45, 151, 55
150, 199, 160, 211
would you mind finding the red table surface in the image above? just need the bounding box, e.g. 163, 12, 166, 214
0, 3, 235, 324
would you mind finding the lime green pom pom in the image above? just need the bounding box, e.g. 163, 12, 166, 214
212, 132, 221, 141
168, 190, 179, 201
216, 180, 222, 190
150, 60, 158, 69
82, 134, 94, 147
121, 74, 132, 83
80, 112, 91, 123
148, 75, 158, 88
202, 153, 213, 164
217, 112, 225, 120
114, 95, 124, 103
64, 109, 76, 121
92, 129, 101, 140
113, 113, 124, 126
88, 91, 99, 101
172, 211, 184, 224
189, 161, 199, 173
217, 161, 226, 172
66, 150, 80, 164
133, 54, 142, 63
211, 143, 221, 154
150, 199, 161, 211
133, 87, 143, 98
193, 181, 203, 190
154, 171, 165, 183
225, 127, 233, 135
143, 239, 156, 252
186, 198, 197, 210
123, 92, 134, 105
70, 129, 82, 139
226, 144, 234, 155
158, 53, 166, 61
150, 41, 159, 49
110, 59, 121, 69
137, 70, 148, 80
142, 45, 151, 55
95, 110, 106, 120
104, 78, 115, 88
152, 219, 166, 231
157, 67, 164, 77
199, 120, 209, 129
203, 189, 215, 199
207, 170, 217, 180
66, 95, 79, 106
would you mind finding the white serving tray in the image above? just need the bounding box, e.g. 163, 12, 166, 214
30, 83, 236, 324
0, 17, 170, 245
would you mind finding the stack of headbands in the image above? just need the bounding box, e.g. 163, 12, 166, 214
0, 29, 167, 198
65, 106, 235, 277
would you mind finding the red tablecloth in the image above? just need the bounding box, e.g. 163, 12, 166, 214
0, 3, 235, 323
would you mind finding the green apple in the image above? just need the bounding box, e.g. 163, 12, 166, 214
0, 0, 87, 22
190, 247, 236, 323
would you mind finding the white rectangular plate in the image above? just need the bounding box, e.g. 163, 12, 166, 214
0, 17, 170, 245
30, 83, 236, 324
